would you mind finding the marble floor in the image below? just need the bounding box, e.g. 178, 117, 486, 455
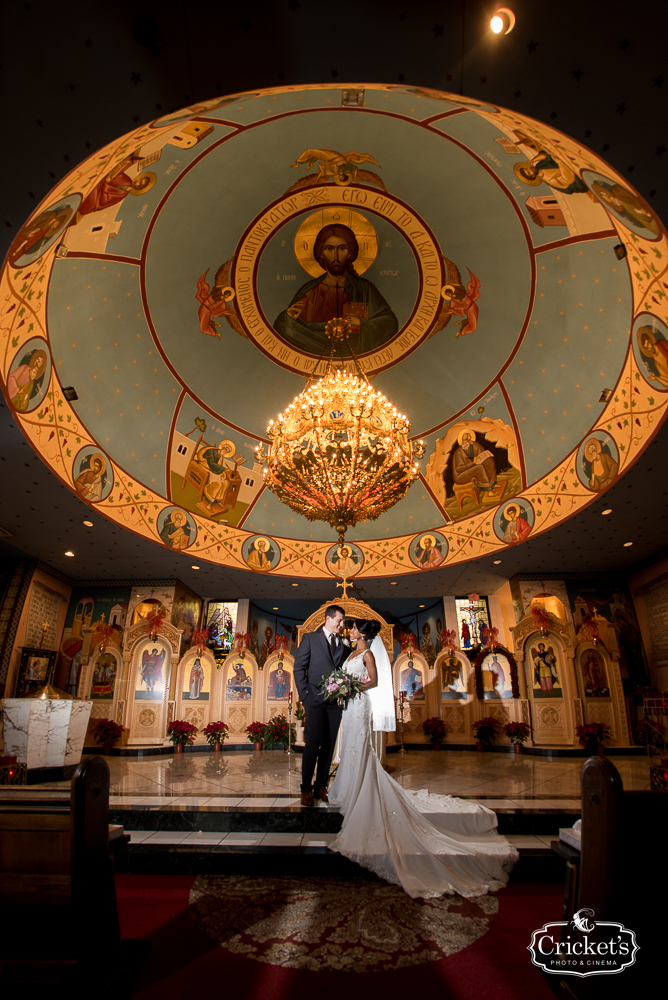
15, 748, 651, 805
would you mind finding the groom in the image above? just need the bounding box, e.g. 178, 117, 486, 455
294, 604, 347, 807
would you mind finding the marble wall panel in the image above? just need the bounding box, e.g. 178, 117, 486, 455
64, 700, 93, 765
2, 699, 31, 760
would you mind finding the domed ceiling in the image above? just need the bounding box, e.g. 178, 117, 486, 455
2, 84, 667, 582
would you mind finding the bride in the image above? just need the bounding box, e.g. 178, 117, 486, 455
328, 619, 519, 899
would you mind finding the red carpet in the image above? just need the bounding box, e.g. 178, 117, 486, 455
117, 875, 562, 999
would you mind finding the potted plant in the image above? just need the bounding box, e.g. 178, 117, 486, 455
295, 703, 305, 743
504, 721, 531, 754
472, 716, 500, 751
91, 718, 125, 754
202, 720, 229, 751
422, 717, 446, 750
246, 721, 265, 750
262, 715, 296, 748
167, 719, 198, 753
575, 722, 611, 755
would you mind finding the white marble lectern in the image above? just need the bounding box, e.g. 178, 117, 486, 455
2, 686, 93, 783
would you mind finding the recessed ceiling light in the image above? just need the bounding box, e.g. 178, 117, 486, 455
64, 551, 74, 557
273, 607, 279, 610
191, 565, 200, 569
390, 582, 398, 586
623, 542, 633, 547
602, 509, 612, 515
291, 583, 299, 587
83, 520, 93, 527
419, 604, 425, 608
493, 560, 502, 565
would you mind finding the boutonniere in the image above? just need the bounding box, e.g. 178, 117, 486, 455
341, 637, 351, 647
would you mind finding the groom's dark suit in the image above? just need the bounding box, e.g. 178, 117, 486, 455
294, 627, 347, 794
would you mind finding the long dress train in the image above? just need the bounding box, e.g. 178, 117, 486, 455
328, 651, 519, 899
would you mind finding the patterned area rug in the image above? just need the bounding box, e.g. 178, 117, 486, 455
189, 875, 498, 972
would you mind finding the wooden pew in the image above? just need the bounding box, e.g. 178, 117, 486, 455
548, 756, 666, 999
0, 755, 131, 988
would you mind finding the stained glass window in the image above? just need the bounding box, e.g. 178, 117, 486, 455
454, 596, 491, 650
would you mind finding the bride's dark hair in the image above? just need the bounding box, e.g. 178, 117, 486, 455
354, 619, 382, 641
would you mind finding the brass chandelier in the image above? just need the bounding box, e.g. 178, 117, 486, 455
256, 321, 425, 543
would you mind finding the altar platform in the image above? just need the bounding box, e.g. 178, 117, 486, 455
1, 750, 651, 876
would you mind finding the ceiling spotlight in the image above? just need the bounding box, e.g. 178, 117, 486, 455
599, 389, 613, 403
490, 7, 515, 34
191, 565, 200, 569
493, 559, 502, 564
291, 583, 299, 587
613, 243, 627, 260
62, 386, 78, 401
419, 604, 425, 608
390, 582, 398, 586
83, 520, 93, 527
273, 607, 279, 610
602, 509, 612, 515
623, 541, 634, 547
64, 550, 74, 557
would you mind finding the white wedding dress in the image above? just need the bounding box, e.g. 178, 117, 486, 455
328, 649, 519, 899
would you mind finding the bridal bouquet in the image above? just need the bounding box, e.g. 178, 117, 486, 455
319, 667, 364, 708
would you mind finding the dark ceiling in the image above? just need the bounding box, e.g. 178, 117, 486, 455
2, 0, 668, 599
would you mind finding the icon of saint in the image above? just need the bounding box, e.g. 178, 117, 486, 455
274, 223, 398, 354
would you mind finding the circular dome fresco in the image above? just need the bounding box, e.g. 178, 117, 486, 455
2, 84, 667, 580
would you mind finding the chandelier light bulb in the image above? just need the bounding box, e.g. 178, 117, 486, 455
490, 15, 503, 33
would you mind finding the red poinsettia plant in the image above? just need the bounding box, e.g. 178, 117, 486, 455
400, 631, 418, 652
273, 634, 288, 652
201, 721, 229, 745
246, 721, 265, 744
91, 718, 125, 747
422, 717, 446, 743
472, 716, 501, 745
575, 722, 611, 749
167, 720, 198, 746
504, 721, 531, 745
485, 626, 500, 650
263, 714, 296, 745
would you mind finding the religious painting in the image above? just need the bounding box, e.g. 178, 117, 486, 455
576, 433, 619, 493
580, 648, 610, 698
400, 659, 425, 701
7, 339, 50, 414
157, 507, 197, 550
530, 642, 562, 698
14, 647, 57, 697
326, 541, 363, 578
425, 417, 521, 522
206, 602, 237, 652
440, 652, 467, 700
90, 651, 118, 700
242, 535, 280, 573
480, 652, 513, 700
182, 655, 210, 701
8, 195, 80, 268
63, 586, 130, 644
267, 662, 292, 701
633, 313, 668, 391
582, 170, 661, 240
410, 531, 449, 570
225, 658, 252, 701
135, 642, 168, 699
493, 500, 534, 545
172, 583, 202, 658
72, 445, 113, 504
